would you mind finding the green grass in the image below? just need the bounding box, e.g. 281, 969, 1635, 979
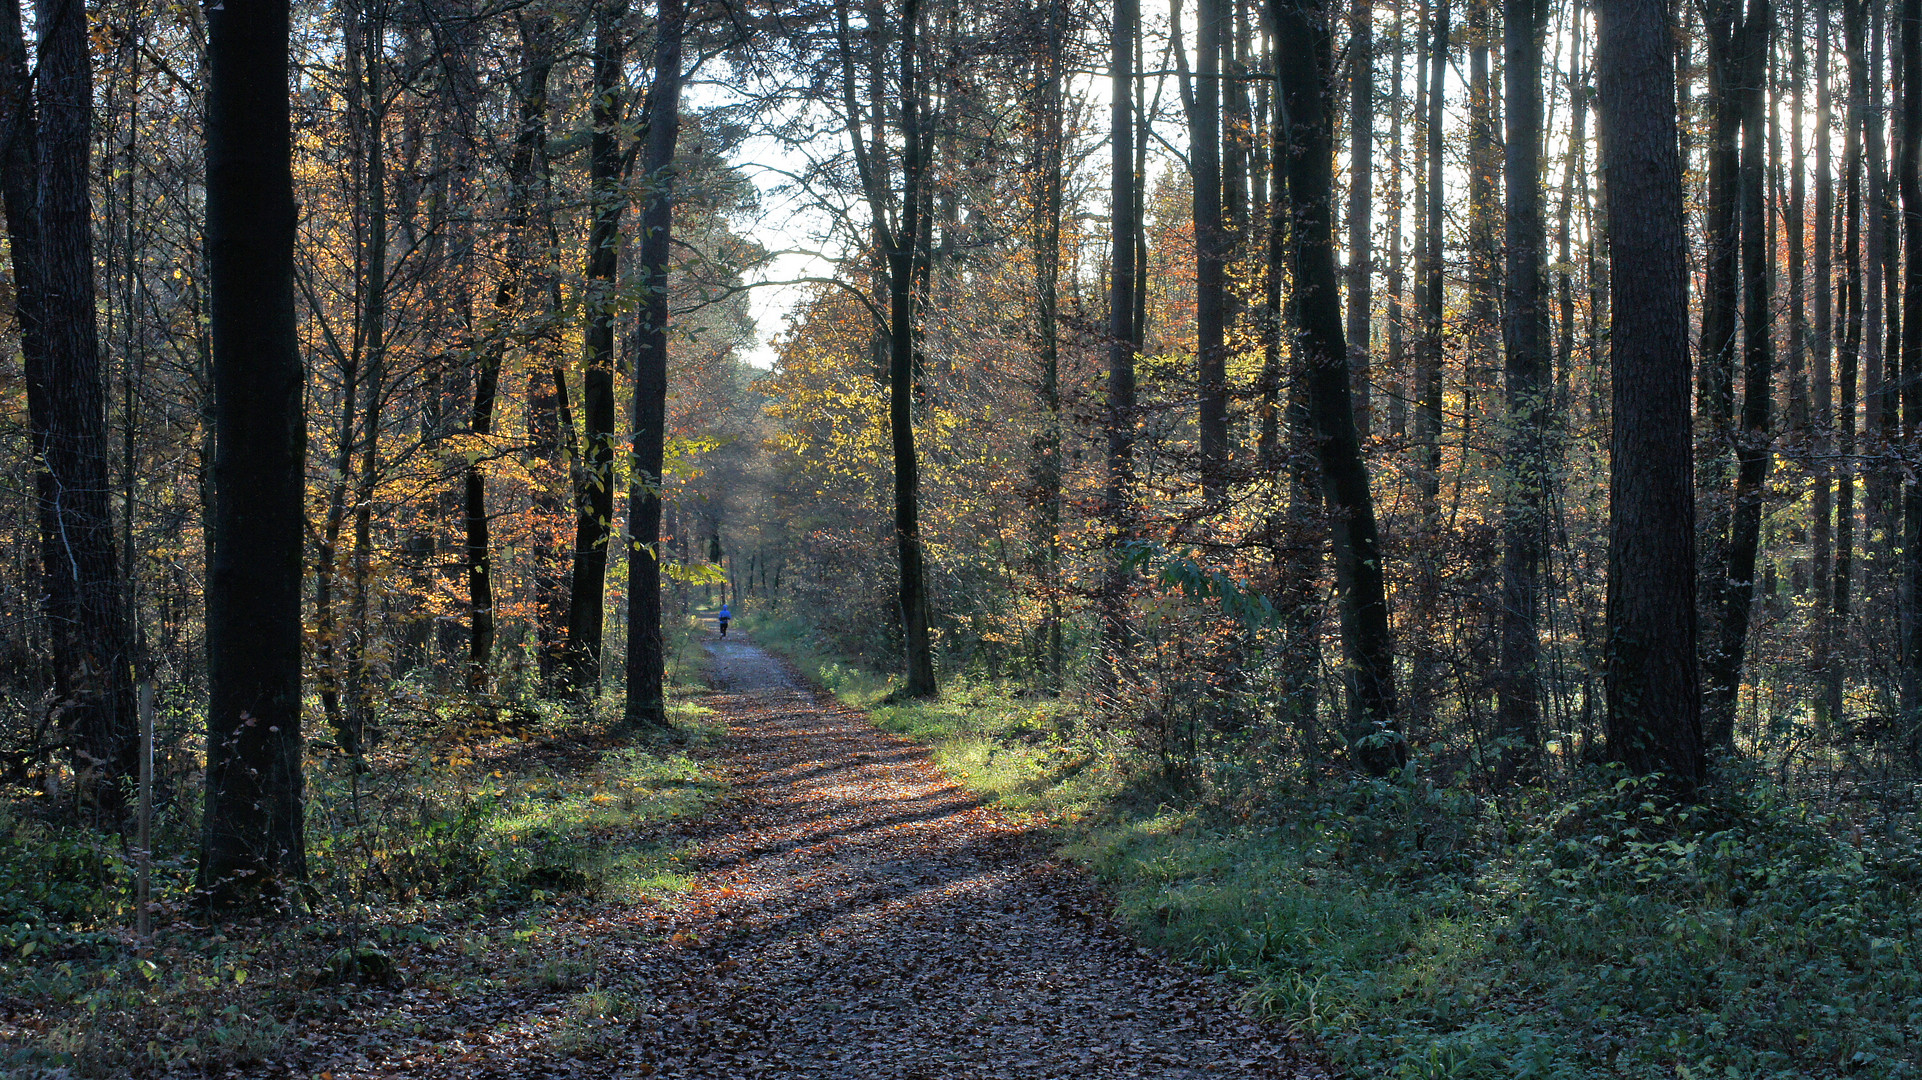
742, 612, 1922, 1080
0, 614, 728, 1077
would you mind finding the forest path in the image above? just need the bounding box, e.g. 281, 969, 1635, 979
331, 637, 1323, 1079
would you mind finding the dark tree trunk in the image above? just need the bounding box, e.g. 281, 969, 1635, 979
1102, 0, 1139, 688
1826, 0, 1865, 729
1815, 0, 1836, 729
1466, 0, 1497, 392
1273, 0, 1403, 776
1386, 0, 1405, 438
1899, 0, 1922, 751
1347, 0, 1373, 439
532, 247, 572, 688
1863, 0, 1888, 620
1412, 0, 1448, 726
505, 15, 565, 693
1028, 0, 1067, 686
563, 0, 629, 702
1699, 0, 1744, 635
200, 0, 308, 904
9, 0, 137, 819
1786, 0, 1809, 587
1705, 0, 1775, 748
890, 0, 937, 699
1185, 0, 1229, 503
624, 0, 683, 731
1597, 0, 1707, 791
1496, 0, 1547, 781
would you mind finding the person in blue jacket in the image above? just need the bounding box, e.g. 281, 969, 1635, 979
717, 604, 731, 638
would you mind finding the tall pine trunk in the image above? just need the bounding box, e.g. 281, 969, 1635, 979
1028, 0, 1067, 687
624, 0, 684, 731
1496, 0, 1547, 780
1273, 0, 1403, 776
1815, 0, 1836, 730
890, 0, 937, 699
200, 0, 307, 904
1347, 0, 1374, 439
1102, 0, 1139, 690
1705, 0, 1775, 748
1188, 0, 1229, 502
563, 0, 630, 702
16, 0, 137, 819
1898, 0, 1922, 756
1597, 0, 1707, 791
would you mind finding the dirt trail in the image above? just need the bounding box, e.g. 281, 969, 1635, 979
333, 639, 1324, 1079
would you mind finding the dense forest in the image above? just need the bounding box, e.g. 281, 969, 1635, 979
5, 0, 1922, 1073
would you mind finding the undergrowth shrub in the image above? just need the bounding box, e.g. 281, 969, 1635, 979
2, 617, 722, 1076
1083, 767, 1922, 1080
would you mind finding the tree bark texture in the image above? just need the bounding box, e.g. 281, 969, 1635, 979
563, 0, 629, 702
1497, 0, 1548, 780
624, 0, 684, 731
8, 0, 138, 819
1273, 0, 1403, 776
1102, 0, 1139, 690
1597, 0, 1708, 791
1705, 0, 1774, 748
201, 0, 309, 903
1347, 0, 1373, 439
1190, 0, 1229, 503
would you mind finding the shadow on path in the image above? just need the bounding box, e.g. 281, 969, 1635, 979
322, 635, 1325, 1080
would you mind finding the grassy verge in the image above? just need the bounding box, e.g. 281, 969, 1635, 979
742, 612, 1922, 1080
0, 616, 726, 1077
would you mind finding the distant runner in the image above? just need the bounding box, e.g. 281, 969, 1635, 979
717, 604, 731, 638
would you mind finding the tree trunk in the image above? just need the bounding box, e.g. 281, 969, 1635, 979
1787, 0, 1809, 611
891, 0, 937, 699
524, 26, 570, 695
1815, 0, 1836, 730
1496, 0, 1547, 781
1029, 0, 1067, 687
1596, 0, 1707, 791
563, 0, 630, 703
1186, 0, 1229, 503
1273, 0, 1403, 776
1466, 0, 1497, 393
1700, 0, 1744, 639
1347, 0, 1373, 440
10, 0, 137, 820
1386, 0, 1406, 438
1102, 0, 1139, 689
1412, 0, 1448, 727
1898, 0, 1922, 754
1705, 0, 1775, 749
200, 0, 308, 904
624, 0, 684, 731
1827, 0, 1865, 728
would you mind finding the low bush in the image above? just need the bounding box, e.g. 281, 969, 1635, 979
0, 616, 724, 1077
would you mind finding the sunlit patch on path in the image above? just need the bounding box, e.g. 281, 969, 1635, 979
323, 638, 1324, 1079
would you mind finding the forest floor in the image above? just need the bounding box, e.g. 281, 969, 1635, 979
304, 636, 1324, 1079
